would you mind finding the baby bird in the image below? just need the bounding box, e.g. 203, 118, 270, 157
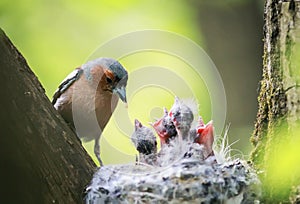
169, 97, 195, 140
194, 117, 215, 159
131, 119, 157, 165
52, 58, 128, 166
152, 108, 177, 145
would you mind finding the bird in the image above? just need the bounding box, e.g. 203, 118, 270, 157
168, 97, 195, 140
52, 57, 128, 166
131, 119, 157, 165
152, 108, 177, 145
152, 97, 197, 146
194, 117, 215, 159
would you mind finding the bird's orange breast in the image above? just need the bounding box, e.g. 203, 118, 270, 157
94, 90, 119, 130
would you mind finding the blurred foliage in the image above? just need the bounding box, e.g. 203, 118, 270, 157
0, 0, 214, 164
192, 0, 253, 7
0, 0, 200, 96
262, 122, 300, 202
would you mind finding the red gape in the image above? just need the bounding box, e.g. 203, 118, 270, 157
152, 117, 169, 145
194, 118, 214, 158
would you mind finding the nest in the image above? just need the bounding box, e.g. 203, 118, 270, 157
84, 97, 261, 203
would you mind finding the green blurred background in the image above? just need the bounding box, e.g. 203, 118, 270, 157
0, 0, 263, 165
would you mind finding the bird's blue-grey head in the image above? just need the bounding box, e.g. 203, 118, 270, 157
83, 58, 128, 103
102, 58, 128, 103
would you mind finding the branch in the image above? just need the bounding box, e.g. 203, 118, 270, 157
0, 28, 96, 203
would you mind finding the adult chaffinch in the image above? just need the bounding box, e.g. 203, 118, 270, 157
52, 58, 128, 166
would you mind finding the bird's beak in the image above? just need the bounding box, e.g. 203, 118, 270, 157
113, 86, 127, 103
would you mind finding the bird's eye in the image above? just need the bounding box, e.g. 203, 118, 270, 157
106, 77, 113, 84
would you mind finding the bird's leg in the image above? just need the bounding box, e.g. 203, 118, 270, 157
94, 137, 103, 166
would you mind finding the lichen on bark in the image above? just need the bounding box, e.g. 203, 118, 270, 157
250, 0, 300, 202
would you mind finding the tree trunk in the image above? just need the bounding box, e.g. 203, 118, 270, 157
0, 28, 96, 203
251, 0, 300, 202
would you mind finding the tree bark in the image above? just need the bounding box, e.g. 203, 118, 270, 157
0, 28, 96, 203
251, 0, 300, 202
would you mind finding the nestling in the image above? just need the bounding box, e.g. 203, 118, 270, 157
152, 108, 177, 145
52, 58, 128, 166
194, 117, 215, 159
169, 97, 195, 139
131, 119, 157, 155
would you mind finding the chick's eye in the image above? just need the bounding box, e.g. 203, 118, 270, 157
106, 77, 113, 84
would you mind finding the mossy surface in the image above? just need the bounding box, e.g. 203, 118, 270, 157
250, 1, 300, 202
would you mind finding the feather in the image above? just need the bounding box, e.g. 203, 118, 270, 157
52, 68, 83, 105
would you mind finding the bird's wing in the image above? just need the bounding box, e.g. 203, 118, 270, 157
52, 68, 83, 105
